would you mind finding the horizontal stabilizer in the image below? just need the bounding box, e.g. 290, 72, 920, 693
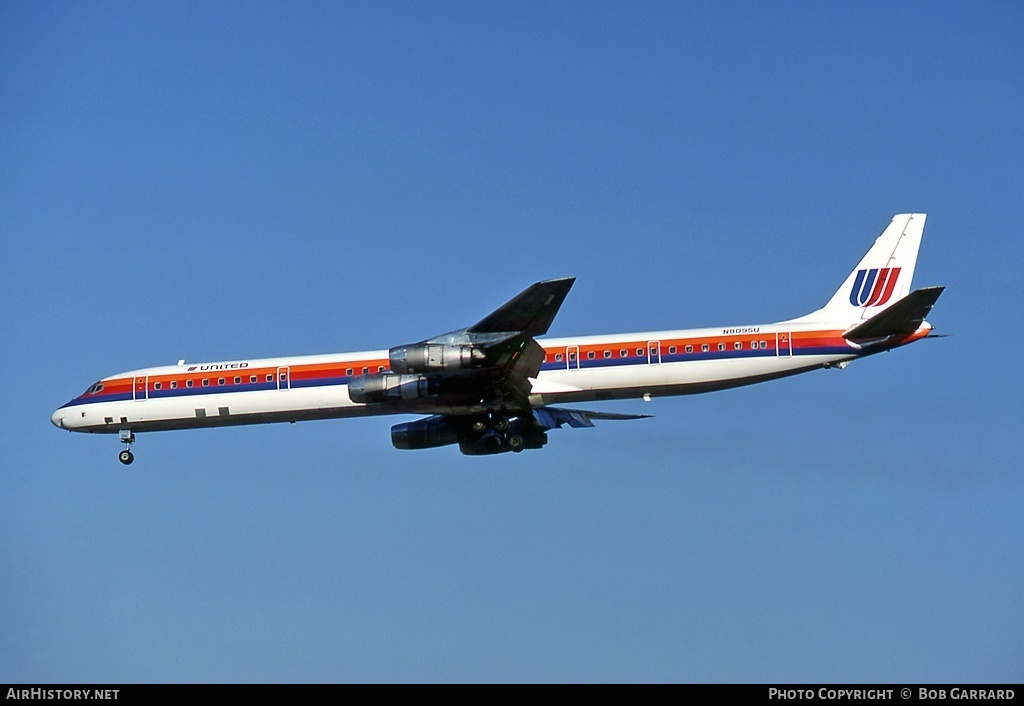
469, 278, 575, 336
843, 286, 944, 341
533, 406, 652, 430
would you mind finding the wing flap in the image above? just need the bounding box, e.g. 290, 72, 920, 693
533, 406, 652, 430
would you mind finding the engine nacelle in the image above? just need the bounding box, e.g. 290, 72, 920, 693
348, 373, 437, 405
392, 415, 549, 454
389, 343, 487, 374
391, 417, 460, 450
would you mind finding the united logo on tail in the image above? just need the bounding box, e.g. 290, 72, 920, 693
849, 267, 901, 307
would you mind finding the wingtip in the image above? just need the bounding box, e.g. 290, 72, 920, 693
536, 276, 576, 287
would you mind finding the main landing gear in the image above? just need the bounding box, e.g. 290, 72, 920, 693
118, 429, 135, 465
473, 410, 525, 453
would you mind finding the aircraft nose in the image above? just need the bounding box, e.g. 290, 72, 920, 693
51, 409, 66, 429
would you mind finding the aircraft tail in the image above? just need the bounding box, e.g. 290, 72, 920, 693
794, 213, 927, 326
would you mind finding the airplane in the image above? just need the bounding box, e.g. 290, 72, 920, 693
52, 214, 943, 463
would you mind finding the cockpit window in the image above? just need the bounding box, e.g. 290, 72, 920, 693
85, 382, 104, 395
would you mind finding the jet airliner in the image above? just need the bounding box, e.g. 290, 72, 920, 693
52, 214, 943, 463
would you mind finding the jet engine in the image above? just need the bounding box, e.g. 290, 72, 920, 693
348, 373, 437, 404
391, 415, 549, 454
389, 343, 487, 374
390, 416, 460, 451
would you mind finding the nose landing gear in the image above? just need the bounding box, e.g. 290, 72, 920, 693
118, 429, 135, 465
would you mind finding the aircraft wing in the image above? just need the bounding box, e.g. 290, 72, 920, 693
532, 406, 652, 429
468, 277, 575, 337
349, 277, 653, 453
457, 278, 575, 409
350, 278, 576, 413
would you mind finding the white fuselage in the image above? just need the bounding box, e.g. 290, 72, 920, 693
51, 318, 926, 435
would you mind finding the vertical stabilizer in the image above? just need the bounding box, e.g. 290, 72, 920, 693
796, 213, 926, 325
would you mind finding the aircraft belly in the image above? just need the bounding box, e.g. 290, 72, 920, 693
533, 356, 840, 404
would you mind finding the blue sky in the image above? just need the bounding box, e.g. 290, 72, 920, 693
2, 1, 1022, 683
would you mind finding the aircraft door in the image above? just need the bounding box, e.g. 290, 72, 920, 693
565, 346, 580, 370
776, 332, 793, 358
276, 366, 290, 390
133, 375, 148, 401
648, 341, 661, 365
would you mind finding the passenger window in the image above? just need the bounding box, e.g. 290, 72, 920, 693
685, 345, 693, 353
154, 382, 162, 390
760, 340, 767, 349
266, 374, 273, 382
250, 375, 257, 383
669, 346, 676, 355
346, 368, 353, 376
218, 377, 225, 386
234, 376, 241, 384
555, 354, 563, 362
604, 350, 611, 359
637, 348, 644, 356
587, 351, 595, 360
362, 367, 368, 375
170, 381, 178, 389
701, 344, 709, 352
734, 342, 742, 350
378, 365, 385, 372
202, 379, 209, 387
717, 343, 725, 351
187, 380, 194, 388
619, 349, 627, 357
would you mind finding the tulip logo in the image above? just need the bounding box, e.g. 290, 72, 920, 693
849, 267, 901, 307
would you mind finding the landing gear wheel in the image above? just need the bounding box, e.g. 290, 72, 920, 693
118, 429, 136, 465
471, 419, 487, 433
492, 416, 510, 432
507, 434, 525, 452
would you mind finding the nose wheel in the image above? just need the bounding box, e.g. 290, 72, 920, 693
118, 429, 136, 465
